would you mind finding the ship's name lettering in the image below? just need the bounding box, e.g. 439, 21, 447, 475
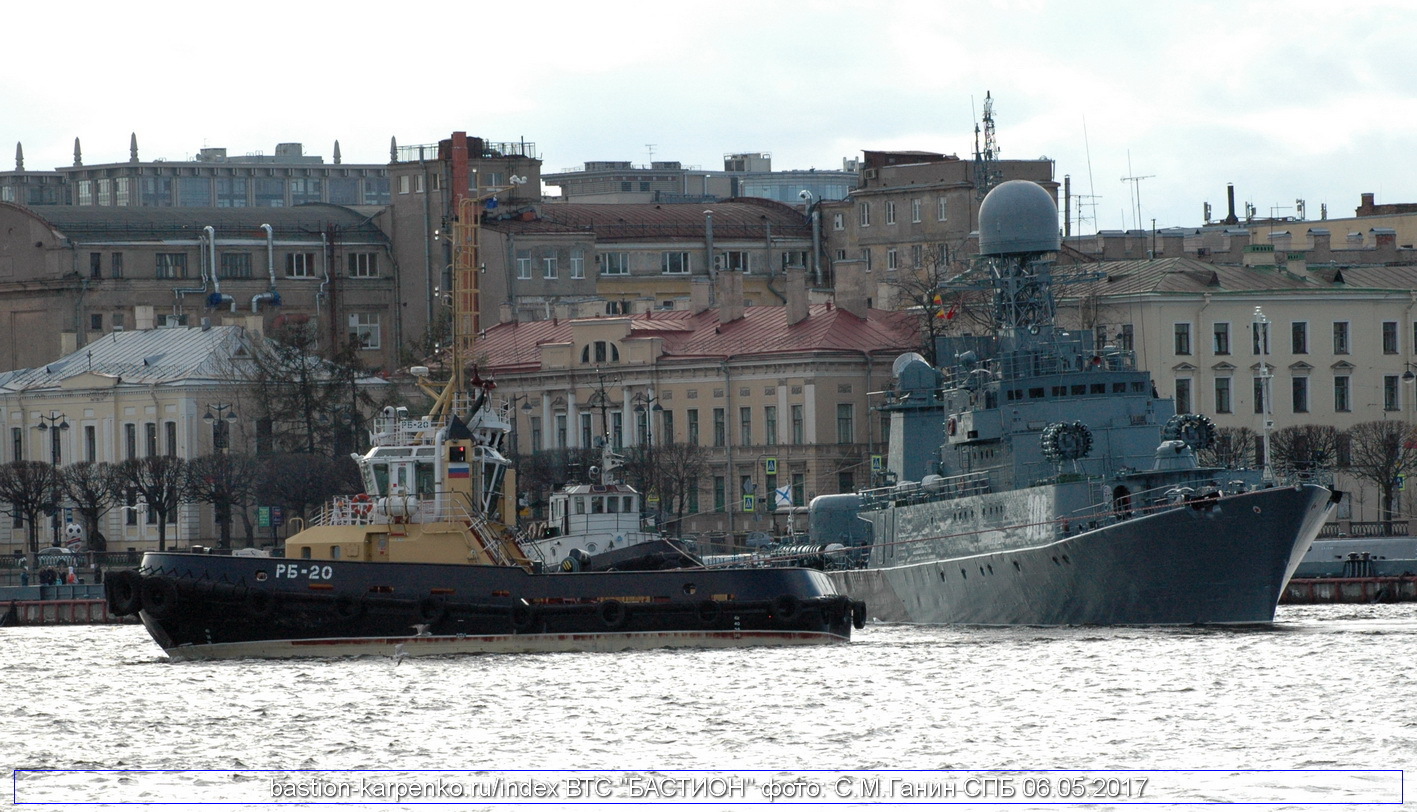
274, 563, 334, 581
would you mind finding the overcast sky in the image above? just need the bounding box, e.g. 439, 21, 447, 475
5, 1, 1409, 231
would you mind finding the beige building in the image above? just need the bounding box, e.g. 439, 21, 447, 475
476, 270, 921, 543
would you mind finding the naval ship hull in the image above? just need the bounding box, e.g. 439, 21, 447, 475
111, 553, 857, 661
829, 484, 1336, 626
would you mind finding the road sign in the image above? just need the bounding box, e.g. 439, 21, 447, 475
272, 506, 285, 527
871, 454, 883, 472
742, 494, 755, 513
257, 506, 271, 528
764, 457, 777, 475
1399, 475, 1407, 492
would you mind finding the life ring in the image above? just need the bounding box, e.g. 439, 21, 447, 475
139, 576, 180, 620
696, 599, 721, 627
350, 493, 373, 518
244, 587, 275, 618
851, 600, 867, 630
598, 599, 628, 630
947, 417, 958, 436
106, 570, 144, 616
772, 594, 800, 623
333, 593, 365, 620
417, 595, 447, 624
511, 602, 537, 633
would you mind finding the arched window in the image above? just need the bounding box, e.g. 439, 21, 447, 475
580, 341, 620, 364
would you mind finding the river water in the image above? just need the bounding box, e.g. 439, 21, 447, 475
4, 604, 1412, 811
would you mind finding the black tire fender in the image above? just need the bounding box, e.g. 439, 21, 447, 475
417, 595, 447, 624
598, 599, 628, 630
696, 599, 721, 627
334, 593, 365, 620
851, 600, 867, 630
244, 587, 275, 619
772, 594, 800, 623
139, 576, 180, 620
106, 570, 143, 616
511, 602, 537, 633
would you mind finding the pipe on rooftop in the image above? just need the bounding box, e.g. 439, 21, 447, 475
204, 225, 236, 312
251, 223, 282, 312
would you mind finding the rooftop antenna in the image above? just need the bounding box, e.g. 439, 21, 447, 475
1080, 116, 1100, 234
1120, 151, 1153, 231
973, 91, 1001, 200
645, 143, 656, 165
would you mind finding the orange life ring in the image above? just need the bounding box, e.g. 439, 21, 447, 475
350, 493, 373, 517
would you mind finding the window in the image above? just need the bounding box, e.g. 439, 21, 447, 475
1333, 321, 1349, 354
1175, 379, 1191, 414
112, 312, 125, 330
155, 253, 187, 279
599, 252, 629, 275
1384, 375, 1400, 411
1291, 322, 1308, 354
717, 251, 749, 272
791, 404, 804, 444
11, 427, 21, 461
222, 252, 253, 279
764, 405, 778, 446
111, 252, 124, 279
1174, 323, 1192, 355
1383, 321, 1399, 354
911, 198, 922, 223
1119, 324, 1134, 352
516, 249, 532, 279
1213, 323, 1230, 355
145, 423, 158, 457
579, 341, 619, 364
862, 248, 873, 272
124, 424, 136, 459
1253, 377, 1266, 415
165, 421, 178, 456
125, 488, 138, 526
557, 415, 569, 448
89, 252, 102, 279
713, 408, 726, 447
713, 476, 726, 512
256, 178, 285, 206
833, 213, 844, 231
792, 472, 805, 507
885, 201, 897, 224
911, 244, 923, 268
215, 177, 247, 207
90, 314, 102, 331
398, 175, 411, 194
839, 471, 854, 493
937, 196, 948, 221
1292, 377, 1308, 413
85, 426, 96, 462
836, 404, 854, 444
348, 313, 380, 350
661, 410, 674, 443
285, 252, 316, 278
570, 250, 585, 279
687, 477, 700, 514
542, 255, 557, 279
661, 251, 690, 274
1215, 377, 1232, 413
739, 407, 752, 446
290, 178, 321, 205
1252, 321, 1270, 354
858, 202, 871, 227
886, 248, 898, 271
687, 409, 700, 445
1334, 375, 1350, 412
579, 413, 591, 449
348, 253, 378, 278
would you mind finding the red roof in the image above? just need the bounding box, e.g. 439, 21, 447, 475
477, 305, 921, 374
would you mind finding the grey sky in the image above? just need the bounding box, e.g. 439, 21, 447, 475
6, 0, 1408, 231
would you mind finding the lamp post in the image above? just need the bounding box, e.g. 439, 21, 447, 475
1253, 307, 1273, 483
500, 395, 535, 457
202, 403, 238, 453
633, 393, 664, 528
35, 411, 69, 465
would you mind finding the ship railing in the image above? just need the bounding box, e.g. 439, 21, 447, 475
1060, 480, 1237, 535
858, 471, 991, 510
313, 495, 471, 527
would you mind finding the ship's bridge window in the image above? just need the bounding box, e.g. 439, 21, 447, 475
1071, 384, 1086, 395
372, 463, 390, 496
1091, 383, 1106, 394
1029, 387, 1045, 398
607, 497, 619, 513
1052, 386, 1066, 397
415, 462, 435, 496
1131, 381, 1145, 392
592, 496, 604, 513
1112, 383, 1126, 393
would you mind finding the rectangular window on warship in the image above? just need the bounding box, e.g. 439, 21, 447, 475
1334, 376, 1350, 412
1292, 377, 1309, 413
1070, 384, 1086, 396
1291, 321, 1308, 354
1215, 377, 1232, 413
1213, 323, 1230, 355
1174, 379, 1191, 414
1333, 321, 1350, 354
1383, 321, 1399, 354
1384, 375, 1400, 411
155, 253, 187, 279
1174, 323, 1191, 355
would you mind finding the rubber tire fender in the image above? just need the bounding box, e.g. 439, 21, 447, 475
334, 593, 366, 620
106, 570, 143, 616
696, 599, 721, 627
511, 602, 537, 633
139, 576, 180, 620
851, 600, 867, 630
773, 594, 801, 623
598, 599, 628, 630
244, 587, 275, 619
417, 595, 447, 625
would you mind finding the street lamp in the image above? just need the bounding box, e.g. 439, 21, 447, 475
500, 395, 535, 455
35, 411, 69, 465
633, 393, 664, 528
1253, 306, 1273, 483
203, 403, 238, 452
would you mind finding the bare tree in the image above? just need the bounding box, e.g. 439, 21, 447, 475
1345, 420, 1417, 521
1198, 426, 1258, 470
0, 461, 62, 561
258, 453, 362, 521
185, 453, 262, 549
887, 242, 990, 366
622, 442, 708, 534
117, 456, 187, 552
1270, 424, 1342, 481
60, 461, 123, 552
514, 447, 600, 515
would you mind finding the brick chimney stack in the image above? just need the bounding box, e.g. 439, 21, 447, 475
785, 266, 809, 325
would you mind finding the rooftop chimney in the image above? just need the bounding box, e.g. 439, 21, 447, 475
1223, 184, 1238, 225
785, 266, 809, 325
717, 271, 744, 324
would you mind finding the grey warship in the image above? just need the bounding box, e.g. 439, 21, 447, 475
816, 180, 1339, 625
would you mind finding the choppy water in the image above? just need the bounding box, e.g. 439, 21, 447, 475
4, 604, 1414, 811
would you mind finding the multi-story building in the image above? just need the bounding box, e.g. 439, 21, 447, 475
0, 203, 399, 371
475, 269, 921, 543
544, 153, 856, 205
478, 200, 815, 323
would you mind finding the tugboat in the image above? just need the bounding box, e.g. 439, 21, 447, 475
105, 191, 860, 661
814, 180, 1340, 625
